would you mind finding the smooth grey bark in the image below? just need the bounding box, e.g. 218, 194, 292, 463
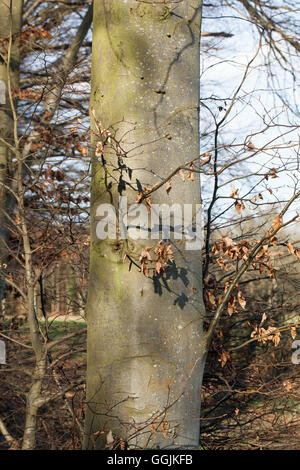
0, 0, 23, 312
84, 0, 206, 450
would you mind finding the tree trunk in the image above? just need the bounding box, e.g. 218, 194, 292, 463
84, 0, 206, 450
0, 0, 23, 311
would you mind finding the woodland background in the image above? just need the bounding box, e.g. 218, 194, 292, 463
0, 0, 299, 450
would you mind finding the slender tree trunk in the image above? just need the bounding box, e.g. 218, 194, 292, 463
0, 0, 23, 312
84, 0, 206, 450
0, 3, 92, 313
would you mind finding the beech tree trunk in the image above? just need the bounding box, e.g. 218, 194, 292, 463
84, 0, 206, 450
0, 0, 23, 310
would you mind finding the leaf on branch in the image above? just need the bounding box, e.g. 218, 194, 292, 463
260, 312, 267, 326
256, 244, 268, 259
139, 246, 153, 277
294, 249, 300, 260
201, 152, 212, 166
187, 163, 195, 182
151, 424, 157, 434
286, 242, 295, 255
166, 179, 172, 194
211, 242, 219, 255
166, 243, 174, 262
161, 422, 168, 438
272, 215, 283, 231
216, 256, 228, 271
227, 296, 236, 316
270, 168, 277, 178
223, 236, 235, 248
207, 291, 217, 308
224, 280, 233, 293
218, 349, 230, 368
235, 201, 242, 215
155, 261, 163, 275
247, 140, 255, 151
142, 247, 153, 257
136, 192, 143, 203
79, 144, 88, 157
291, 326, 296, 340
270, 236, 278, 246
230, 186, 239, 198
237, 291, 246, 309
151, 241, 174, 277
95, 141, 103, 157
257, 326, 281, 346
179, 169, 185, 182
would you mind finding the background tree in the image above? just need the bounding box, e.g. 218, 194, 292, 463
0, 0, 23, 310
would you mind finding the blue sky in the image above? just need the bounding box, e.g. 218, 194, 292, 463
199, 4, 300, 231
